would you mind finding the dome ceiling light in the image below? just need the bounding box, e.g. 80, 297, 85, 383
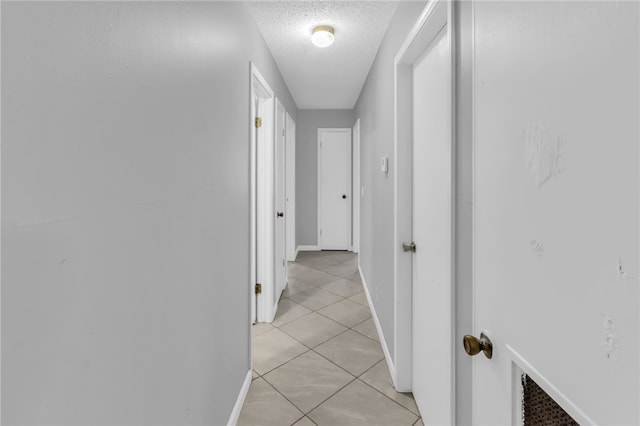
311, 25, 335, 48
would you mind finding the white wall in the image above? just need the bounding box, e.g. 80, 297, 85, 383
296, 109, 355, 247
1, 2, 296, 424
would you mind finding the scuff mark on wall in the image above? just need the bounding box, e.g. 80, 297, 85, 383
617, 257, 640, 283
524, 125, 563, 187
601, 314, 619, 359
529, 239, 544, 257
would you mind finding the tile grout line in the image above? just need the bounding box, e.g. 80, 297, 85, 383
261, 336, 362, 418
355, 376, 422, 419
253, 376, 305, 424
291, 254, 407, 417
298, 376, 360, 417
248, 252, 419, 424
263, 290, 364, 419
254, 346, 314, 377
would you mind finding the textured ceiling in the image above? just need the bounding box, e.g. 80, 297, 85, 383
247, 1, 399, 109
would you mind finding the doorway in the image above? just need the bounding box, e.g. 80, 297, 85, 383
274, 99, 287, 303
250, 63, 276, 324
285, 113, 296, 262
394, 1, 455, 425
317, 128, 352, 250
352, 119, 360, 253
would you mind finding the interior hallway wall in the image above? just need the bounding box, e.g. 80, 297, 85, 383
1, 2, 296, 425
353, 0, 426, 363
296, 109, 355, 247
353, 3, 474, 422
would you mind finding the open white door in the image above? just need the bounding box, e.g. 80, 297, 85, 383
250, 63, 276, 324
274, 99, 287, 304
318, 128, 352, 250
471, 2, 639, 425
285, 113, 296, 261
394, 1, 454, 424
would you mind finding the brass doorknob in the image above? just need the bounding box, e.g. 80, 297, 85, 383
463, 332, 493, 359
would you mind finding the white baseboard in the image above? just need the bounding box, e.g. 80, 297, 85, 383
227, 369, 252, 426
358, 263, 397, 387
287, 252, 297, 262
297, 245, 320, 252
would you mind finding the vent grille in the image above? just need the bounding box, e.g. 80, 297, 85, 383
522, 375, 579, 426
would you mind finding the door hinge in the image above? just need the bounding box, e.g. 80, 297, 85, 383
282, 259, 285, 267
255, 283, 262, 294
320, 229, 323, 236
255, 117, 262, 128
283, 129, 285, 136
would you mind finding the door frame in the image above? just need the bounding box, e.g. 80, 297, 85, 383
250, 62, 277, 324
393, 0, 455, 410
285, 113, 296, 261
352, 119, 361, 253
274, 97, 287, 307
317, 128, 353, 250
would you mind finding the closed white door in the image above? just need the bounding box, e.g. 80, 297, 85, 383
318, 129, 352, 250
411, 27, 453, 425
472, 2, 639, 425
274, 100, 287, 301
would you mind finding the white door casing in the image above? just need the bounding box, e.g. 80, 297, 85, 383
318, 128, 352, 250
393, 1, 454, 424
285, 113, 296, 261
352, 119, 361, 253
472, 2, 639, 425
250, 63, 276, 324
274, 98, 287, 305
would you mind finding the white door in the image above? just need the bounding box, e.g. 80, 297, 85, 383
472, 2, 639, 425
411, 27, 453, 425
274, 99, 287, 301
318, 128, 352, 250
285, 113, 296, 261
251, 62, 276, 323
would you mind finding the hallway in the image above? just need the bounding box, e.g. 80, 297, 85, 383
2, 1, 639, 424
239, 251, 422, 426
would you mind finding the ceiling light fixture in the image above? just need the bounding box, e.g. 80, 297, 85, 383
311, 25, 335, 48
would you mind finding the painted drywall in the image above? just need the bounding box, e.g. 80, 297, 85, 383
1, 2, 296, 425
353, 1, 426, 363
353, 7, 473, 421
296, 109, 355, 247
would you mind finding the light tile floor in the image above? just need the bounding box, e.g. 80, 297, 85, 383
239, 251, 422, 426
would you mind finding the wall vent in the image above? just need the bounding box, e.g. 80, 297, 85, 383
522, 375, 579, 426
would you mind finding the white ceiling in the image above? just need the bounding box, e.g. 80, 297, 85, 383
247, 1, 399, 110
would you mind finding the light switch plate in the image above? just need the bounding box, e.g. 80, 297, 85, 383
380, 156, 388, 173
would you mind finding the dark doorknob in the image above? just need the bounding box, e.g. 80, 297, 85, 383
342, 194, 347, 199
277, 212, 284, 218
